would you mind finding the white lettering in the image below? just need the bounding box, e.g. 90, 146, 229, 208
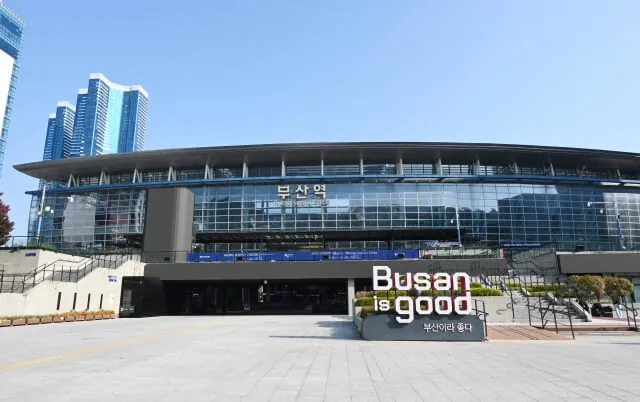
415, 296, 434, 315
395, 296, 414, 324
454, 293, 472, 315
371, 267, 474, 324
413, 273, 431, 291
394, 272, 412, 290
434, 296, 453, 315
432, 273, 450, 291
372, 266, 392, 290
452, 272, 470, 291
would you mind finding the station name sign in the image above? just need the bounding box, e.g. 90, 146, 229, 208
275, 184, 329, 207
372, 266, 472, 324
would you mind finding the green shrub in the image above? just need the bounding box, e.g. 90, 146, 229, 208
567, 275, 605, 302
355, 297, 374, 306
420, 289, 452, 296
470, 288, 503, 296
356, 296, 398, 307
604, 277, 634, 300
355, 291, 373, 298
526, 284, 569, 293
470, 282, 483, 289
375, 290, 408, 298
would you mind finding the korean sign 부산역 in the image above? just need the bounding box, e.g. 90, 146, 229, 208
276, 184, 328, 207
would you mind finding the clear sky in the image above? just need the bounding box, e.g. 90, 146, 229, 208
1, 0, 639, 237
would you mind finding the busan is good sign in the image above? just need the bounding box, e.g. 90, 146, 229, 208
372, 266, 472, 324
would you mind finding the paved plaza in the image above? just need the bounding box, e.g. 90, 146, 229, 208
1, 316, 639, 401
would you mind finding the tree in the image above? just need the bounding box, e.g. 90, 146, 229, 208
604, 277, 634, 301
566, 275, 605, 303
0, 192, 14, 245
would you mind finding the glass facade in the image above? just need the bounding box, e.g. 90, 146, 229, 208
33, 182, 640, 252
33, 189, 146, 250
69, 74, 148, 157
42, 102, 75, 160
0, 4, 24, 178
118, 90, 147, 153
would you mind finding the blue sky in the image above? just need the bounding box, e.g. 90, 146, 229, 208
1, 0, 640, 236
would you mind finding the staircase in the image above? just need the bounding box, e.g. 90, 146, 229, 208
504, 244, 558, 279
0, 254, 136, 293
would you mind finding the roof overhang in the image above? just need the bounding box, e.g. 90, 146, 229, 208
13, 141, 640, 181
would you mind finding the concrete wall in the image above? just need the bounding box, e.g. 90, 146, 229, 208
0, 260, 145, 317
145, 258, 508, 281
142, 187, 194, 263
0, 249, 86, 274
557, 251, 640, 275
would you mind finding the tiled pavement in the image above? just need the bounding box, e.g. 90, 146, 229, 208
1, 315, 639, 401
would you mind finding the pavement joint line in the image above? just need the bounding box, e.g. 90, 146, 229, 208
0, 323, 219, 372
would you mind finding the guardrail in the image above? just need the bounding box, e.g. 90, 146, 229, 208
472, 299, 489, 338
0, 253, 137, 293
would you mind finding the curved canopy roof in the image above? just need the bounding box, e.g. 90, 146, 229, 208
14, 141, 640, 181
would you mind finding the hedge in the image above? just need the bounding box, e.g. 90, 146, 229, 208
470, 288, 503, 296
526, 284, 569, 293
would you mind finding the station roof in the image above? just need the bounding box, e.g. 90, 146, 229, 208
14, 142, 640, 181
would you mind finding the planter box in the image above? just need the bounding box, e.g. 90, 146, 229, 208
76, 316, 85, 321
27, 318, 41, 325
85, 315, 95, 321
53, 316, 65, 323
111, 314, 117, 319
64, 316, 76, 322
95, 314, 103, 320
0, 319, 11, 327
40, 316, 53, 324
11, 318, 26, 326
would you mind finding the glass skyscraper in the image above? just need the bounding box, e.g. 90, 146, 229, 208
42, 102, 75, 161
31, 74, 148, 237
70, 74, 148, 157
0, 2, 24, 179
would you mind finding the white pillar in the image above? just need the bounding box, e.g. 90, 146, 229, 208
347, 278, 355, 317
99, 170, 110, 185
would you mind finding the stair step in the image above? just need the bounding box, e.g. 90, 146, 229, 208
538, 326, 637, 333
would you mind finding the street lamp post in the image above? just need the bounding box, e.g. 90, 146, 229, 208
587, 200, 625, 250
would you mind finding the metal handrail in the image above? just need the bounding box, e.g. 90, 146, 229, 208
473, 299, 489, 338
0, 253, 135, 293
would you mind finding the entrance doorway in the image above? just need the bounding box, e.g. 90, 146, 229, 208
163, 279, 347, 315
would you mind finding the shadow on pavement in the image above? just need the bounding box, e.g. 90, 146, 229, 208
269, 318, 359, 340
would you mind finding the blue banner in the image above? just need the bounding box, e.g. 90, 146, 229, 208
187, 249, 419, 262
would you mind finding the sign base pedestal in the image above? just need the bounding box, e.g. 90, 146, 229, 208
361, 314, 485, 342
